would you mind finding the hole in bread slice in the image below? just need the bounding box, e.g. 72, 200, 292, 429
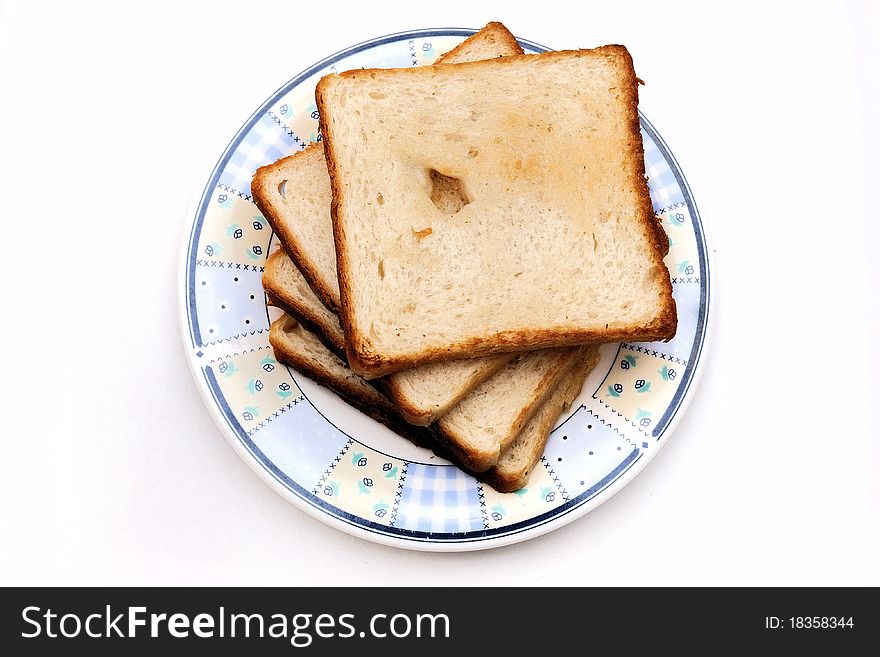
428, 169, 469, 214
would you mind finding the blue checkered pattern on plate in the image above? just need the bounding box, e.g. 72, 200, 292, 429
394, 464, 483, 533
218, 112, 299, 198
642, 127, 685, 212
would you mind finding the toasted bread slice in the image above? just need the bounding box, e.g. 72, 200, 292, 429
431, 347, 585, 473
269, 313, 390, 415
317, 46, 676, 378
380, 353, 510, 426
254, 145, 338, 309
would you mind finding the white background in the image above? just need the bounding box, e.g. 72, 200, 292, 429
2, 0, 877, 586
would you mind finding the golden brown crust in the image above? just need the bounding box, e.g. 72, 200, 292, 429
331, 45, 635, 82
344, 320, 673, 379
428, 431, 489, 474
265, 296, 347, 365
364, 409, 436, 449
615, 46, 676, 332
380, 375, 440, 426
481, 347, 599, 492
262, 250, 347, 358
252, 145, 342, 312
269, 316, 382, 409
438, 21, 524, 62
380, 354, 511, 426
319, 46, 677, 379
268, 317, 433, 448
430, 348, 578, 473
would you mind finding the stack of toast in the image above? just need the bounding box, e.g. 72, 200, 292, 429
254, 22, 676, 493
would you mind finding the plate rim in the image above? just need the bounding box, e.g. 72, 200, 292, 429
177, 26, 715, 552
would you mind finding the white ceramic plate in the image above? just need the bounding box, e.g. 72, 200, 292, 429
178, 28, 712, 551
